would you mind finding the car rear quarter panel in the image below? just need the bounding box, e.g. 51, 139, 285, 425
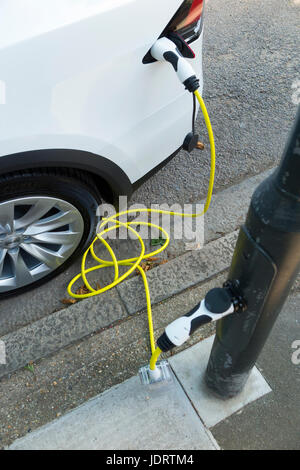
0, 0, 203, 183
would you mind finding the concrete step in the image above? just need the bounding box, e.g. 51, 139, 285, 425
1, 259, 299, 448
0, 169, 277, 379
7, 336, 271, 450
0, 168, 274, 338
0, 273, 226, 448
8, 371, 218, 450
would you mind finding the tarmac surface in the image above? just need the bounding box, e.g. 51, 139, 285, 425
132, 0, 300, 206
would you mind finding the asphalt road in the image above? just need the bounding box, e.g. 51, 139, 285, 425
1, 0, 299, 335
132, 0, 300, 206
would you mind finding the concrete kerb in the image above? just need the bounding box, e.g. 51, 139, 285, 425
0, 168, 277, 378
0, 231, 238, 378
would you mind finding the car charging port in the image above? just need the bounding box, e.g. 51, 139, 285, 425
183, 132, 199, 152
143, 32, 195, 64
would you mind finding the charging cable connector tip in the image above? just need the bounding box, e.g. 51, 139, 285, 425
150, 37, 199, 93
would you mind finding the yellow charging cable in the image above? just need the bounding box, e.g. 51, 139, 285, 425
67, 89, 215, 370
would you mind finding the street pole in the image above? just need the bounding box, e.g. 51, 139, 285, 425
205, 107, 300, 398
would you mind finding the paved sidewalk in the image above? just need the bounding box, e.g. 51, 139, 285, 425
212, 292, 300, 450
8, 371, 218, 450
7, 336, 270, 450
5, 289, 300, 450
2, 291, 300, 449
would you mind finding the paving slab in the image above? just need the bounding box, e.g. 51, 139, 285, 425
211, 292, 300, 450
0, 289, 127, 378
0, 273, 225, 449
0, 230, 237, 378
169, 336, 272, 428
0, 168, 272, 338
8, 373, 218, 450
117, 231, 238, 314
5, 291, 300, 450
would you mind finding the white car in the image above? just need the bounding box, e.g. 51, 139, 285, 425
0, 0, 204, 296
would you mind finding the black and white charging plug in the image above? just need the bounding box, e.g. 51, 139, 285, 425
157, 283, 247, 352
150, 36, 201, 152
150, 37, 200, 93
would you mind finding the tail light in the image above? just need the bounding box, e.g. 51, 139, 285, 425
143, 0, 204, 64
165, 0, 205, 43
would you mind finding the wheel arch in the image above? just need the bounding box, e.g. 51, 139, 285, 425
0, 148, 133, 204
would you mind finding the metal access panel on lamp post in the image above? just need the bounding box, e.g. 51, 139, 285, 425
205, 106, 300, 399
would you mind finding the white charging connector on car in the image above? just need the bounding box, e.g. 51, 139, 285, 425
150, 37, 200, 93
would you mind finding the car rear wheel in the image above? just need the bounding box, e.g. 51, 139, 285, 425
0, 169, 101, 297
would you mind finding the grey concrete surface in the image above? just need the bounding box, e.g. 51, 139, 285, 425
1, 276, 300, 449
0, 274, 225, 448
169, 336, 272, 428
2, 166, 275, 376
0, 228, 236, 377
0, 289, 127, 378
211, 292, 300, 450
1, 165, 299, 376
0, 168, 272, 338
8, 373, 218, 450
117, 231, 238, 314
8, 335, 271, 450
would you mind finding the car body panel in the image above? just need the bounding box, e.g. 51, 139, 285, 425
0, 0, 203, 185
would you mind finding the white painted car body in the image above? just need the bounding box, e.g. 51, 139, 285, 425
0, 0, 203, 186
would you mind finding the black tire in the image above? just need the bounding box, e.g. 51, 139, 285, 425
0, 168, 101, 298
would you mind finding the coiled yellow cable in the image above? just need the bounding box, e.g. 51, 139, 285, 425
67, 89, 215, 370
